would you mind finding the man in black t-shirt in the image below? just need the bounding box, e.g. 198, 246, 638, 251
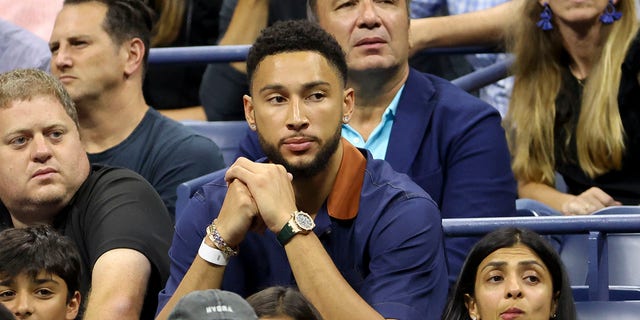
0, 69, 172, 320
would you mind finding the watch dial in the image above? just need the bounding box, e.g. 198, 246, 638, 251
295, 212, 314, 230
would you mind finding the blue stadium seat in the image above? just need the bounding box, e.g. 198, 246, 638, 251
572, 286, 640, 302
182, 120, 248, 166
176, 121, 248, 218
175, 169, 223, 221
575, 300, 640, 320
443, 213, 640, 301
560, 206, 640, 300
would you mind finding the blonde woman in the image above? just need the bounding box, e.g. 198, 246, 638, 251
505, 0, 639, 216
411, 0, 640, 216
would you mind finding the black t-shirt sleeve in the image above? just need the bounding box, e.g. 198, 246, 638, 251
72, 167, 173, 319
73, 167, 173, 282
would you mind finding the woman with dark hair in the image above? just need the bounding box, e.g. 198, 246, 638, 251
442, 228, 576, 320
246, 286, 322, 320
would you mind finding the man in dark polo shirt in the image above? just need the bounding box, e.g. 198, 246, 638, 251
157, 20, 448, 320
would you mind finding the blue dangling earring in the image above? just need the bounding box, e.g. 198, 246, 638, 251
537, 3, 554, 31
600, 0, 622, 24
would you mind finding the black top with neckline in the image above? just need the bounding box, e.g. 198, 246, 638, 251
553, 29, 640, 204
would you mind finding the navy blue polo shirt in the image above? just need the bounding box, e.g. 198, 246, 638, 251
158, 142, 448, 319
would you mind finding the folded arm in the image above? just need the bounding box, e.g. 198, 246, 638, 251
224, 159, 387, 319
84, 249, 151, 319
156, 172, 259, 319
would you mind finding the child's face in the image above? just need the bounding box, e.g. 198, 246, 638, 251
0, 271, 80, 319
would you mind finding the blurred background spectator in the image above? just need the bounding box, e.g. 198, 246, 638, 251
408, 2, 475, 88
0, 18, 51, 73
410, 0, 513, 117
199, 0, 306, 121
143, 0, 223, 120
0, 0, 63, 40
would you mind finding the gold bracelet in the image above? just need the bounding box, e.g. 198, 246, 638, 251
206, 219, 238, 257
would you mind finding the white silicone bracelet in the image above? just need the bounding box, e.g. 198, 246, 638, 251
198, 239, 229, 266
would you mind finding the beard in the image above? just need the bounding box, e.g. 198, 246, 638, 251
257, 123, 342, 179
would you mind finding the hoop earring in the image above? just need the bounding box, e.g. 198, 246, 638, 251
600, 0, 622, 24
537, 3, 553, 31
249, 124, 256, 130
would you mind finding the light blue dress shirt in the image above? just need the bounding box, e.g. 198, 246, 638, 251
342, 86, 405, 160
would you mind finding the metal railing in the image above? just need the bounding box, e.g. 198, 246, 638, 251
148, 45, 511, 93
442, 214, 640, 301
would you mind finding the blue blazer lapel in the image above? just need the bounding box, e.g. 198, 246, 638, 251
385, 69, 437, 173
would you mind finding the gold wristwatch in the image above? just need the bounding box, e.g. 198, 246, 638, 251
276, 211, 315, 246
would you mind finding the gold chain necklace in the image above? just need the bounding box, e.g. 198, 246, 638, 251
569, 64, 587, 88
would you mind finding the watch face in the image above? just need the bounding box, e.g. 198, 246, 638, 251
294, 211, 315, 231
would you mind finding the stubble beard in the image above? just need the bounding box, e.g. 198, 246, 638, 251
258, 123, 342, 179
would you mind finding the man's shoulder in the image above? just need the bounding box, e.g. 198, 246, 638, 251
141, 108, 221, 151
145, 109, 206, 138
361, 151, 436, 205
80, 165, 154, 196
87, 165, 146, 181
73, 165, 169, 222
356, 152, 441, 229
399, 69, 502, 131
406, 68, 496, 112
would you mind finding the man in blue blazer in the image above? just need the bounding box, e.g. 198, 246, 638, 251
236, 0, 517, 285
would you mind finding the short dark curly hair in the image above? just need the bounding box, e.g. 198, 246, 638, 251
246, 20, 347, 92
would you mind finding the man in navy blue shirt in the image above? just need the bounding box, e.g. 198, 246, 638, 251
156, 20, 448, 320
240, 0, 517, 284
